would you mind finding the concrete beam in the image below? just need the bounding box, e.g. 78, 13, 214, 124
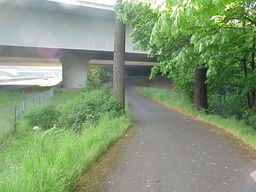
0, 6, 137, 53
88, 60, 158, 67
0, 58, 158, 67
0, 57, 61, 66
0, 45, 154, 62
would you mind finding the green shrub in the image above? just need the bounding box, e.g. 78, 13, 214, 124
208, 94, 246, 119
244, 107, 256, 128
25, 85, 123, 131
82, 79, 101, 92
88, 67, 112, 84
57, 88, 123, 130
82, 67, 112, 92
25, 103, 60, 130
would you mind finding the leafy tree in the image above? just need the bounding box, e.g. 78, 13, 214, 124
116, 0, 256, 120
115, 0, 158, 51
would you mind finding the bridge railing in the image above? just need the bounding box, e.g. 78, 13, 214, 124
0, 87, 55, 143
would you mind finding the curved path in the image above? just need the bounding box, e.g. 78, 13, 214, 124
78, 85, 256, 192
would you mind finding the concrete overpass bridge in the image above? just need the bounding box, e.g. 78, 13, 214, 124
0, 0, 157, 88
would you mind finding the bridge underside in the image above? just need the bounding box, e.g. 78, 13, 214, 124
0, 45, 157, 88
0, 2, 158, 88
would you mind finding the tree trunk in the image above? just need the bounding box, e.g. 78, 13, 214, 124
251, 37, 255, 105
242, 57, 252, 108
113, 0, 126, 107
194, 67, 208, 111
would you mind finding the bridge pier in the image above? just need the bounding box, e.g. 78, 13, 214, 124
60, 51, 89, 89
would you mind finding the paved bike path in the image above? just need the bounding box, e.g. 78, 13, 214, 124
78, 86, 256, 192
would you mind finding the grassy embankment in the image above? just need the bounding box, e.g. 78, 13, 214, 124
0, 87, 131, 192
0, 86, 52, 141
0, 91, 25, 141
140, 88, 256, 149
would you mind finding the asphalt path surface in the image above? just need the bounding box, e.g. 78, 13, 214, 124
78, 84, 256, 192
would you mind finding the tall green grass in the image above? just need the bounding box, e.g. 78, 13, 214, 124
0, 91, 26, 142
0, 91, 25, 110
0, 114, 130, 192
0, 86, 131, 192
0, 86, 55, 142
140, 88, 256, 149
0, 113, 13, 142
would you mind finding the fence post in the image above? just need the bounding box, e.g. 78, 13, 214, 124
22, 102, 25, 112
14, 106, 17, 132
48, 91, 51, 101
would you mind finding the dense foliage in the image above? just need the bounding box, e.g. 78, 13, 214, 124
25, 86, 124, 131
116, 0, 256, 125
25, 103, 60, 130
87, 67, 112, 87
57, 87, 123, 130
25, 67, 120, 130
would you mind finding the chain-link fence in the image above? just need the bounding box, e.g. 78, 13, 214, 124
0, 88, 55, 142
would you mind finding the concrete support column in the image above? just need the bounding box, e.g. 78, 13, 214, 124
60, 51, 89, 89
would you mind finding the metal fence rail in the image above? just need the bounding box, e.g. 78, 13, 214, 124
0, 88, 55, 142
